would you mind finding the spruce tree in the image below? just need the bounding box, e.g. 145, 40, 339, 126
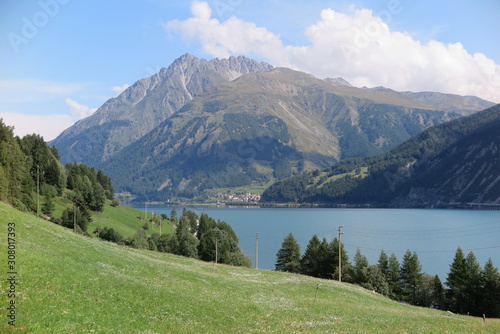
464, 251, 483, 316
387, 253, 401, 300
446, 247, 467, 313
301, 234, 322, 277
275, 232, 301, 273
432, 275, 445, 310
353, 248, 369, 285
481, 258, 500, 318
400, 250, 422, 305
378, 250, 389, 278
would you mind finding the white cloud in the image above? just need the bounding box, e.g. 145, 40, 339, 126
111, 83, 130, 95
0, 98, 98, 141
0, 111, 75, 141
0, 79, 100, 141
0, 79, 88, 102
166, 2, 500, 102
64, 98, 97, 119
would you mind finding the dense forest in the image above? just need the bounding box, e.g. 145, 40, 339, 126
276, 232, 500, 317
0, 119, 114, 232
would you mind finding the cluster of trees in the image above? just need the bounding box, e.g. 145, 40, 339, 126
0, 121, 65, 211
0, 119, 115, 233
276, 233, 500, 317
95, 208, 252, 267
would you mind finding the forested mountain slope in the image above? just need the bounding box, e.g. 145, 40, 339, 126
261, 104, 500, 207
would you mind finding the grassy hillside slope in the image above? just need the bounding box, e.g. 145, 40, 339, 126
1, 201, 498, 333
51, 193, 174, 238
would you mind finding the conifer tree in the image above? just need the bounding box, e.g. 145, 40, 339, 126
301, 234, 322, 277
353, 248, 369, 285
481, 258, 500, 318
446, 247, 467, 313
400, 250, 422, 305
464, 251, 483, 316
275, 232, 301, 273
378, 250, 389, 278
387, 253, 401, 299
431, 275, 445, 310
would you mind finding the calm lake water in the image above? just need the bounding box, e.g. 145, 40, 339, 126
139, 206, 500, 280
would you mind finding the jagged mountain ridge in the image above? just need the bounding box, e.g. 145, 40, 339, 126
50, 54, 495, 201
96, 66, 483, 201
51, 54, 274, 166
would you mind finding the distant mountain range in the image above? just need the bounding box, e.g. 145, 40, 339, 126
50, 54, 495, 202
261, 104, 500, 207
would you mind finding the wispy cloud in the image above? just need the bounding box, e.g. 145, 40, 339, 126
0, 78, 104, 140
166, 1, 500, 102
111, 83, 130, 95
64, 98, 97, 119
0, 111, 75, 141
0, 79, 89, 102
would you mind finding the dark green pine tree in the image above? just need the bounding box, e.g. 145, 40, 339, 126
481, 258, 500, 318
197, 213, 217, 261
446, 247, 467, 314
174, 215, 199, 258
378, 250, 389, 278
387, 253, 401, 300
41, 194, 55, 216
463, 251, 483, 316
431, 275, 445, 310
317, 238, 332, 279
275, 232, 301, 273
300, 234, 322, 277
353, 248, 369, 285
400, 250, 422, 305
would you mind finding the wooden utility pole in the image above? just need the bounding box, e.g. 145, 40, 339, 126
255, 233, 260, 269
337, 225, 344, 282
215, 238, 218, 264
32, 165, 42, 219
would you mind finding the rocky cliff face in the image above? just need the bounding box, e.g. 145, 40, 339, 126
51, 54, 273, 165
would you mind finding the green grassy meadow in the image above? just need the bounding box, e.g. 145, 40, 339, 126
51, 194, 174, 238
1, 201, 499, 333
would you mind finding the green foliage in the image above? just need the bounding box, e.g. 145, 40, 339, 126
364, 265, 389, 296
66, 163, 110, 212
481, 258, 500, 318
0, 120, 32, 209
446, 247, 467, 313
132, 229, 149, 249
275, 232, 301, 273
61, 206, 90, 232
400, 250, 423, 305
0, 119, 115, 219
353, 248, 370, 285
41, 195, 55, 216
94, 226, 123, 243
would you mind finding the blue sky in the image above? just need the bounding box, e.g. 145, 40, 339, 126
1, 0, 499, 140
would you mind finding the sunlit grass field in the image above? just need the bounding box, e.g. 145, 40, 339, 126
1, 201, 498, 333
